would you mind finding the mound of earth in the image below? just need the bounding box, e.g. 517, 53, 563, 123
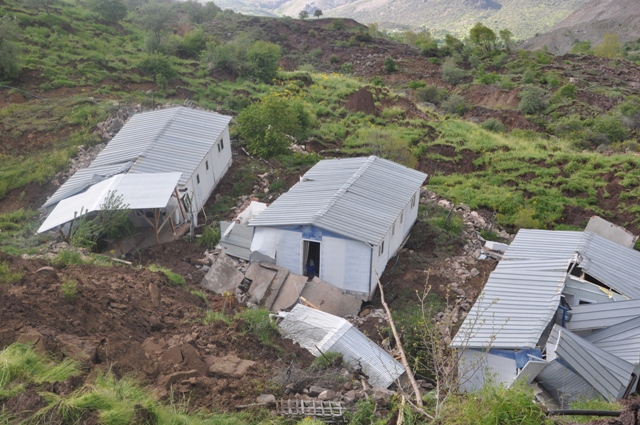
0, 252, 314, 410
345, 87, 377, 115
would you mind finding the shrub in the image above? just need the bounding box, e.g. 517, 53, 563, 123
340, 62, 353, 74
330, 19, 345, 30
87, 0, 127, 22
441, 59, 466, 85
371, 76, 384, 86
521, 69, 535, 84
414, 85, 440, 104
51, 250, 85, 268
329, 54, 340, 64
247, 40, 281, 83
175, 28, 209, 59
61, 278, 78, 301
0, 15, 21, 80
138, 53, 176, 79
201, 35, 251, 75
557, 83, 577, 99
481, 118, 505, 133
518, 87, 546, 114
383, 57, 398, 73
440, 94, 468, 115
197, 224, 221, 249
236, 94, 309, 157
408, 80, 426, 89
310, 352, 342, 370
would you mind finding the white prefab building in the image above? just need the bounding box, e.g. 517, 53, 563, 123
40, 107, 232, 233
249, 156, 427, 300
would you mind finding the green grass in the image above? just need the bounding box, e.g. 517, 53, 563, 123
196, 224, 221, 250
61, 278, 78, 301
234, 308, 280, 347
0, 343, 80, 398
51, 249, 86, 268
0, 261, 22, 284
191, 290, 208, 303
203, 310, 232, 325
554, 398, 622, 423
148, 264, 186, 286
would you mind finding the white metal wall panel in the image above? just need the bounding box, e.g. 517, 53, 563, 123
275, 229, 303, 274
320, 236, 371, 295
458, 350, 518, 392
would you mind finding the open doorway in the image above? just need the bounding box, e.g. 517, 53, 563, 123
303, 240, 321, 278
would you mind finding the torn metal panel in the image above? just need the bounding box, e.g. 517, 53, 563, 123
585, 216, 639, 248
278, 305, 405, 388
585, 316, 640, 364
536, 360, 603, 408
250, 228, 278, 264
220, 221, 254, 261
566, 299, 640, 332
549, 325, 636, 401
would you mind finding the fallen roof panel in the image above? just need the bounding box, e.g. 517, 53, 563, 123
566, 299, 640, 332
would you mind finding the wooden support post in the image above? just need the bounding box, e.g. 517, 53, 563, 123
153, 208, 160, 245
174, 188, 186, 222
169, 215, 175, 235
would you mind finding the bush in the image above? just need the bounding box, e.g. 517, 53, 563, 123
591, 115, 627, 143
521, 69, 535, 84
0, 15, 21, 80
440, 94, 468, 115
175, 28, 209, 59
557, 83, 577, 99
138, 53, 176, 79
441, 59, 466, 85
408, 80, 426, 89
383, 57, 398, 73
329, 54, 340, 64
236, 94, 309, 157
518, 87, 546, 114
201, 35, 251, 76
330, 19, 345, 30
246, 40, 281, 83
415, 85, 440, 104
51, 250, 85, 268
87, 0, 127, 22
340, 62, 353, 74
61, 278, 78, 301
481, 118, 505, 133
197, 224, 220, 249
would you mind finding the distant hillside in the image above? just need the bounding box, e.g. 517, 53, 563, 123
213, 0, 591, 39
521, 0, 640, 54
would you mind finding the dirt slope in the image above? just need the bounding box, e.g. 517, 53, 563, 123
521, 0, 640, 54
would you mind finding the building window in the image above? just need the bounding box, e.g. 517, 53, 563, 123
379, 241, 384, 256
217, 143, 220, 153
196, 174, 200, 184
220, 139, 224, 150
392, 222, 395, 236
400, 211, 403, 223
411, 193, 416, 208
205, 161, 209, 170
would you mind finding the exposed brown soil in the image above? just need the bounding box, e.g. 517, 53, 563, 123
0, 252, 314, 411
345, 86, 377, 115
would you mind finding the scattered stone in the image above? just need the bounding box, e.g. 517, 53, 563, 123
208, 354, 256, 378
318, 389, 336, 400
308, 385, 327, 397
256, 394, 276, 405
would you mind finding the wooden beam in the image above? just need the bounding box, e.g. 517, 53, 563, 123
153, 208, 160, 245
174, 188, 187, 222
168, 215, 175, 235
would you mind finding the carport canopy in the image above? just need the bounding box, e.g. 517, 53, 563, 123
38, 172, 183, 234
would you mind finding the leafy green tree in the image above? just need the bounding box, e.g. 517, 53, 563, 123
469, 22, 497, 54
201, 34, 251, 76
0, 15, 21, 80
87, 0, 127, 22
571, 40, 593, 55
247, 40, 281, 83
499, 29, 513, 52
444, 34, 464, 54
136, 2, 177, 45
298, 10, 308, 19
182, 0, 220, 24
236, 94, 308, 157
594, 33, 622, 58
440, 94, 467, 115
441, 58, 466, 85
313, 9, 322, 18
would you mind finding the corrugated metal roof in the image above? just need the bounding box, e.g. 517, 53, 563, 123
577, 232, 640, 299
450, 259, 570, 349
502, 229, 584, 261
249, 156, 427, 245
536, 360, 602, 408
42, 107, 232, 209
219, 222, 254, 261
566, 299, 640, 332
552, 325, 635, 401
279, 304, 405, 388
585, 316, 640, 364
37, 172, 182, 233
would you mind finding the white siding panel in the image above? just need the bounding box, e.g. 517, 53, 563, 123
275, 229, 303, 274
321, 236, 371, 295
459, 350, 518, 392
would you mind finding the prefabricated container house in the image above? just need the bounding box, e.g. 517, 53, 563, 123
249, 156, 427, 300
40, 107, 232, 235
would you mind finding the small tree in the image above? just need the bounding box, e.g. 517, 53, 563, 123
247, 40, 281, 83
518, 87, 547, 114
236, 94, 304, 157
441, 58, 466, 85
313, 9, 322, 18
469, 22, 497, 54
87, 0, 128, 22
383, 56, 398, 73
498, 29, 513, 52
594, 33, 622, 58
136, 2, 177, 45
0, 15, 21, 80
298, 10, 308, 19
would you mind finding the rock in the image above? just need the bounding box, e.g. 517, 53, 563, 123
201, 253, 244, 294
208, 354, 256, 378
157, 370, 199, 389
56, 334, 97, 363
372, 387, 395, 405
256, 394, 276, 405
343, 390, 357, 403
308, 385, 326, 397
4, 389, 48, 420
318, 390, 336, 400
469, 268, 480, 278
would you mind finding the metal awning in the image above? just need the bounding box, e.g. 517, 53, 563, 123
38, 172, 182, 233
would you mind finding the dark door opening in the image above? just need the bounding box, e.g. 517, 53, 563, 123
303, 240, 321, 278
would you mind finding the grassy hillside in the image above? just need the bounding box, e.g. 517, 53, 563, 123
214, 0, 592, 39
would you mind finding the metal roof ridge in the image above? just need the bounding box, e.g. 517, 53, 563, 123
309, 155, 377, 224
